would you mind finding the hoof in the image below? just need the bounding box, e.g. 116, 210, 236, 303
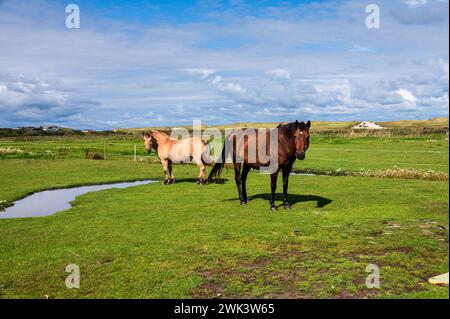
284, 203, 291, 210
169, 179, 175, 184
240, 200, 248, 206
163, 180, 169, 185
196, 178, 201, 184
270, 205, 277, 212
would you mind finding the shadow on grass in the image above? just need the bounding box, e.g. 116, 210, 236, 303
165, 178, 230, 184
225, 193, 333, 208
205, 178, 229, 184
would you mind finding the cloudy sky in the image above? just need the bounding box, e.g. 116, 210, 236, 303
0, 0, 448, 129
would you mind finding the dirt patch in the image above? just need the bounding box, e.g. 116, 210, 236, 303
192, 270, 225, 299
424, 201, 449, 215
96, 257, 115, 265
191, 243, 391, 299
419, 220, 449, 239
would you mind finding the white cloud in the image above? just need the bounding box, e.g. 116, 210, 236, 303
0, 72, 100, 126
186, 69, 257, 104
394, 0, 448, 24
404, 0, 428, 8
397, 88, 418, 105
348, 45, 373, 53
184, 68, 216, 79
265, 68, 291, 79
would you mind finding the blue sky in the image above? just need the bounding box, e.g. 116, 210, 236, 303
0, 0, 448, 129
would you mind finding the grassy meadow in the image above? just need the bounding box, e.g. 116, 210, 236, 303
0, 119, 448, 298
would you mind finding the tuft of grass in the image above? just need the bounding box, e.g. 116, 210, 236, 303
0, 147, 25, 155
360, 167, 449, 181
0, 200, 7, 211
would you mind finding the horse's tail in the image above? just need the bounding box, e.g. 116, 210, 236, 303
208, 145, 226, 182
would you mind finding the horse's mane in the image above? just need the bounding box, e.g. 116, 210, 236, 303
277, 121, 309, 131
277, 122, 297, 130
157, 130, 171, 136
149, 129, 170, 137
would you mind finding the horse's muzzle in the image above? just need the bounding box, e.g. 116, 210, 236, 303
146, 149, 151, 154
296, 151, 305, 160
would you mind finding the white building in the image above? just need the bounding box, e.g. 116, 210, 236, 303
353, 121, 386, 130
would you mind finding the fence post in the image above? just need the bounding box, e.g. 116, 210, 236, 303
103, 143, 107, 160
134, 144, 137, 162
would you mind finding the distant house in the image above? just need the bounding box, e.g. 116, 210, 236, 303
41, 125, 61, 132
17, 126, 39, 131
353, 121, 386, 130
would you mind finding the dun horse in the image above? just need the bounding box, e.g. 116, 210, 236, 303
208, 121, 311, 210
143, 130, 211, 184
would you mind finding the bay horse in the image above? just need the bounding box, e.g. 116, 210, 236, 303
208, 121, 311, 211
143, 130, 211, 184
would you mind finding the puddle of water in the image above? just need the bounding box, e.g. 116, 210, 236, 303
0, 180, 156, 219
290, 172, 316, 176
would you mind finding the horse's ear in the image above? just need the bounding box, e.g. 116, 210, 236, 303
306, 121, 311, 129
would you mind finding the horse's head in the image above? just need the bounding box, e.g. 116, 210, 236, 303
293, 120, 311, 160
142, 131, 154, 154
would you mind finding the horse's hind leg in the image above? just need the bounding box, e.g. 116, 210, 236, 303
168, 160, 175, 184
162, 159, 170, 184
196, 161, 206, 184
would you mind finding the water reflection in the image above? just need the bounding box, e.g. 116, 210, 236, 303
0, 180, 156, 219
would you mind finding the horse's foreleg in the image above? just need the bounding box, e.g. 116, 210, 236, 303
162, 159, 170, 184
233, 163, 245, 204
282, 165, 292, 210
269, 170, 279, 211
168, 160, 175, 184
241, 164, 251, 204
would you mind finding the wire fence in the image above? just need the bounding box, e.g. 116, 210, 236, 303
0, 142, 160, 162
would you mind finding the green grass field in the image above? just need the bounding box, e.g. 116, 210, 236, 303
0, 126, 448, 299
